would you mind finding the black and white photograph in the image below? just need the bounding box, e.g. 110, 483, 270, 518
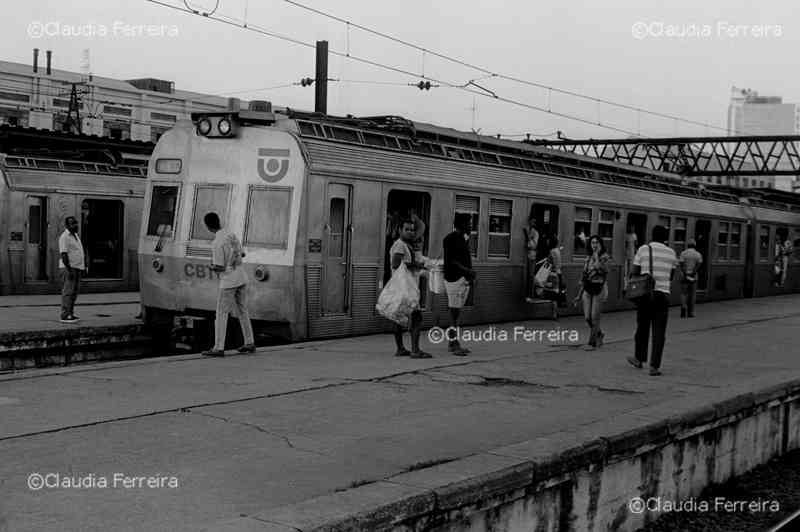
1, 1, 800, 530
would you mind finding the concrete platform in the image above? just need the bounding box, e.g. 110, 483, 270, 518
0, 295, 799, 531
0, 292, 143, 369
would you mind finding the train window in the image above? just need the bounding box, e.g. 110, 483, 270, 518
759, 226, 771, 261
673, 217, 687, 254
717, 222, 729, 260
658, 216, 671, 245
455, 195, 480, 257
298, 121, 317, 136
729, 223, 742, 260
363, 132, 387, 147
190, 185, 230, 241
488, 198, 512, 258
146, 185, 179, 237
244, 186, 292, 249
328, 197, 346, 257
598, 210, 615, 252
573, 207, 592, 256
326, 126, 361, 143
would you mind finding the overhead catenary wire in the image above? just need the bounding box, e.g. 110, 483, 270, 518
143, 0, 643, 136
280, 0, 732, 136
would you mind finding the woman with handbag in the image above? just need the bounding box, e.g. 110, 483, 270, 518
573, 235, 610, 350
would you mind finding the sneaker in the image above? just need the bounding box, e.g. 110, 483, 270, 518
409, 350, 433, 359
680, 307, 687, 318
649, 367, 662, 376
60, 316, 80, 324
202, 349, 225, 357
237, 344, 256, 353
626, 356, 643, 369
394, 348, 411, 357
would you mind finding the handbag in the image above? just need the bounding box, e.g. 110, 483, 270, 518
581, 258, 605, 296
582, 275, 604, 296
626, 244, 655, 301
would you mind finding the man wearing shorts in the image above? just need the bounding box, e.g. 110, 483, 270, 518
443, 213, 476, 356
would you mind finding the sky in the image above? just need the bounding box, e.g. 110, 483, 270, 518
4, 0, 798, 140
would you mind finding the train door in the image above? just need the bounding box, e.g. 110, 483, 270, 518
322, 184, 353, 315
743, 223, 755, 298
694, 220, 711, 291
383, 190, 431, 304
625, 213, 647, 279
529, 203, 559, 261
81, 199, 124, 279
24, 196, 48, 281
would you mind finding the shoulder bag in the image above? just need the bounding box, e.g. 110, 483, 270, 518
626, 245, 654, 301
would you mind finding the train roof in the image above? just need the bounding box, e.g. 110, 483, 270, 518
0, 124, 154, 166
272, 110, 800, 213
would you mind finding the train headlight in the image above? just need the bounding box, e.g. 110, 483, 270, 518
197, 118, 212, 136
218, 117, 232, 136
152, 258, 164, 273
254, 266, 269, 282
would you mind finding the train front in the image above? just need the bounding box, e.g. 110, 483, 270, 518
138, 111, 307, 341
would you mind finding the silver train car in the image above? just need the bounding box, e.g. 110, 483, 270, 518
138, 109, 800, 342
0, 154, 146, 295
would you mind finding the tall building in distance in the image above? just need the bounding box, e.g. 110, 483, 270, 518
0, 49, 244, 143
727, 87, 797, 136
727, 87, 800, 192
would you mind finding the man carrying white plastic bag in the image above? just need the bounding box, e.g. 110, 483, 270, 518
376, 219, 431, 358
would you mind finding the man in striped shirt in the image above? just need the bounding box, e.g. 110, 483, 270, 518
627, 225, 677, 376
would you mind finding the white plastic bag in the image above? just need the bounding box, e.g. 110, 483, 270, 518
429, 265, 445, 294
376, 263, 420, 327
534, 262, 551, 287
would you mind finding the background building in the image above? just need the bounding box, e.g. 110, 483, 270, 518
726, 87, 799, 191
0, 49, 242, 143
727, 87, 797, 136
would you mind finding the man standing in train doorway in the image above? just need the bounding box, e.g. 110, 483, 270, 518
443, 213, 476, 356
58, 216, 86, 324
678, 238, 703, 318
201, 212, 255, 357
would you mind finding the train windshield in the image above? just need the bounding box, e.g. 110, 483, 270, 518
147, 185, 178, 237
190, 185, 230, 240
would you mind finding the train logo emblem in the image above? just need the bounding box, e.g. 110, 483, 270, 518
257, 148, 290, 182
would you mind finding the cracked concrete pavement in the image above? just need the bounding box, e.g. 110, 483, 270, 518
1, 295, 799, 532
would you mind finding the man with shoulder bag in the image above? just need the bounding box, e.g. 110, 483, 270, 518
626, 225, 677, 376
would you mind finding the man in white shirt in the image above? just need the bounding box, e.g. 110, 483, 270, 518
58, 216, 86, 323
201, 212, 255, 357
626, 225, 677, 376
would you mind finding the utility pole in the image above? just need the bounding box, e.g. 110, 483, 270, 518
315, 40, 328, 115
64, 83, 82, 134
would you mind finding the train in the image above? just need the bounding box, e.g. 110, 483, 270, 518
137, 105, 800, 343
0, 154, 148, 296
